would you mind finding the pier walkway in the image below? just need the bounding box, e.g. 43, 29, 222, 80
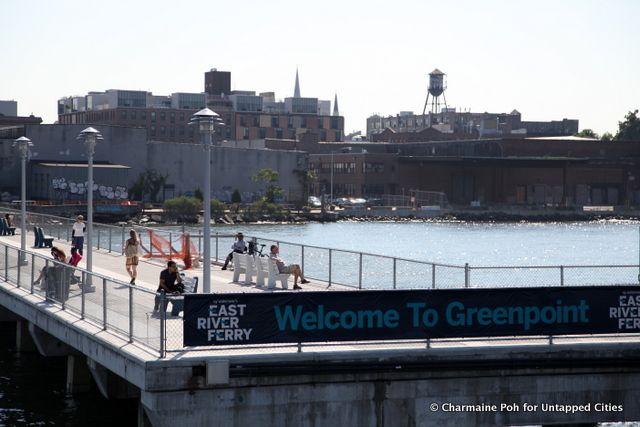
2, 222, 640, 426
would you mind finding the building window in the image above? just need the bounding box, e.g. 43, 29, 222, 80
276, 128, 283, 139
131, 110, 137, 120
170, 112, 175, 123
179, 126, 185, 136
334, 162, 356, 174
364, 162, 385, 174
151, 112, 156, 122
170, 127, 175, 137
243, 128, 249, 139
141, 111, 146, 120
179, 113, 185, 122
160, 126, 166, 135
150, 125, 156, 136
160, 112, 166, 121
259, 128, 266, 138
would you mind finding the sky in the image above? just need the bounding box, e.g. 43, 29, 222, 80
1, 0, 639, 136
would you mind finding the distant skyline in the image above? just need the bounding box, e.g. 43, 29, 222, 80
1, 0, 638, 136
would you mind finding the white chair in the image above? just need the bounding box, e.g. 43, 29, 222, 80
232, 252, 246, 283
244, 254, 256, 285
255, 256, 267, 287
267, 258, 291, 290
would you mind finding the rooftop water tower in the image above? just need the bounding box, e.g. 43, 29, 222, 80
422, 69, 448, 115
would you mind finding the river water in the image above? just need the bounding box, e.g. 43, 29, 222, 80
2, 220, 640, 425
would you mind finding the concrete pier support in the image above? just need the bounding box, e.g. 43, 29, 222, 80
15, 320, 35, 352
28, 322, 78, 357
66, 355, 92, 394
87, 358, 140, 400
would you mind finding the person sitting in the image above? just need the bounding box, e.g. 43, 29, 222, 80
269, 244, 309, 290
68, 247, 82, 267
153, 260, 183, 314
221, 232, 247, 270
33, 247, 68, 298
68, 247, 82, 284
4, 213, 12, 227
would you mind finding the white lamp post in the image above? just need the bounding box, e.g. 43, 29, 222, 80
190, 108, 224, 294
13, 136, 33, 265
77, 127, 103, 280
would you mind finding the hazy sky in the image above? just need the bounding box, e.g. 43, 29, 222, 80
1, 0, 638, 136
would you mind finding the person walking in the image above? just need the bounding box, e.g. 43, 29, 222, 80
124, 229, 141, 284
71, 215, 86, 255
221, 232, 247, 270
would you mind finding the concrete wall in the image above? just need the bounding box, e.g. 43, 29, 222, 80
147, 142, 307, 202
0, 124, 306, 203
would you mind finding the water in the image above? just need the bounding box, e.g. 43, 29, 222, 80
0, 328, 138, 426
200, 220, 640, 266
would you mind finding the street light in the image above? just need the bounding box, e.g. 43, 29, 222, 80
77, 127, 103, 280
13, 136, 33, 265
190, 108, 224, 294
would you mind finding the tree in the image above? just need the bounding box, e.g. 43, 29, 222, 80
293, 169, 317, 203
574, 129, 599, 139
614, 110, 640, 141
130, 170, 168, 203
251, 168, 284, 203
163, 196, 200, 221
231, 189, 242, 204
601, 132, 613, 142
194, 188, 203, 201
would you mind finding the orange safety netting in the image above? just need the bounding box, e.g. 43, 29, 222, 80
142, 230, 199, 269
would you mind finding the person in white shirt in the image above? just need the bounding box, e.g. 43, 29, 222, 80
269, 244, 309, 290
72, 215, 86, 255
222, 232, 247, 270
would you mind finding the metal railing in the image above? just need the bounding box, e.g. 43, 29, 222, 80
3, 208, 640, 290
2, 233, 640, 358
0, 241, 166, 357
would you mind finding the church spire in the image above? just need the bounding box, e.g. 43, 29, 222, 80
294, 68, 301, 97
333, 93, 339, 116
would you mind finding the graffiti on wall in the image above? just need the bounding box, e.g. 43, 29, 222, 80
52, 178, 129, 200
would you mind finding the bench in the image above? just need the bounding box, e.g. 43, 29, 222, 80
232, 252, 255, 284
167, 276, 199, 316
1, 218, 15, 236
34, 226, 54, 248
266, 257, 291, 290
255, 256, 267, 287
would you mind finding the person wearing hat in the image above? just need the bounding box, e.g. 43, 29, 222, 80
72, 215, 86, 255
221, 232, 247, 270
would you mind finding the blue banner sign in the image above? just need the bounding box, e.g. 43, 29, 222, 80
183, 287, 640, 347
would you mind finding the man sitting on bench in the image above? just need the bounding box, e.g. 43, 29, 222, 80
153, 260, 183, 314
269, 245, 309, 290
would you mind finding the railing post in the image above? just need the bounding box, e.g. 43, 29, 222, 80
393, 258, 397, 289
108, 227, 112, 253
160, 292, 166, 358
301, 245, 305, 273
169, 232, 172, 258
17, 249, 21, 288
3, 246, 7, 280
66, 226, 70, 242
81, 271, 86, 320
102, 277, 107, 330
464, 263, 470, 288
57, 226, 61, 240
129, 285, 134, 343
358, 253, 363, 289
30, 253, 35, 294
97, 228, 101, 250
328, 249, 332, 287
121, 225, 126, 252
215, 233, 219, 262
560, 266, 564, 286
198, 234, 202, 255
432, 264, 436, 289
